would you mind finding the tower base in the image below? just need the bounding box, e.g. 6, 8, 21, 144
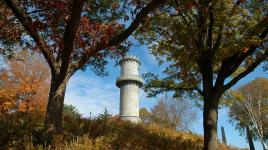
120, 115, 141, 123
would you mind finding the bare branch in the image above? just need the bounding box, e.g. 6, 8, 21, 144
211, 24, 223, 52
176, 12, 198, 42
207, 6, 214, 51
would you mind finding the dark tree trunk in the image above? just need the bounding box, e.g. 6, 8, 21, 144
261, 142, 267, 150
44, 73, 69, 133
246, 125, 255, 150
221, 126, 227, 144
203, 94, 219, 150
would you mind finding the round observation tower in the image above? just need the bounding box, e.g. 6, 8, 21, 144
116, 56, 143, 123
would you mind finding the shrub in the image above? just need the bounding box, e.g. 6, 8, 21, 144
1, 113, 243, 150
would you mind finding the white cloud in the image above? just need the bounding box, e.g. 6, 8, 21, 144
63, 47, 159, 118
65, 72, 119, 117
64, 70, 156, 118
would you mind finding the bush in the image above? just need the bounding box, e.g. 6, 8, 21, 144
0, 113, 44, 148
0, 112, 243, 150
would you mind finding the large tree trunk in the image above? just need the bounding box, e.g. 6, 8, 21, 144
246, 125, 255, 150
203, 94, 219, 150
44, 74, 69, 133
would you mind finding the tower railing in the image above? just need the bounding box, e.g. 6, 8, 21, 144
116, 74, 143, 88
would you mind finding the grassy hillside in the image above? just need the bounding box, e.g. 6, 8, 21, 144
1, 114, 246, 150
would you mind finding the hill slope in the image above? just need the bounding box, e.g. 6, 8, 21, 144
3, 116, 245, 150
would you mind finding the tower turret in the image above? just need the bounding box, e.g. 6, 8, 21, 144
116, 56, 143, 122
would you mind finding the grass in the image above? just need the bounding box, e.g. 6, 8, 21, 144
1, 115, 247, 150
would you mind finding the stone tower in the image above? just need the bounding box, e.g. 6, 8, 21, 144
116, 56, 143, 122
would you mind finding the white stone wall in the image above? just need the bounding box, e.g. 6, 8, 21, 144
120, 84, 140, 122
116, 56, 143, 123
121, 61, 139, 76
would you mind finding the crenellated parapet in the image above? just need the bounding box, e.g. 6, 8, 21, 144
119, 55, 141, 66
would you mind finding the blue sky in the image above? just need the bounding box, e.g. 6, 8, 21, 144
65, 40, 267, 149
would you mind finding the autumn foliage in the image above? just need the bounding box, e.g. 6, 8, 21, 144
2, 114, 243, 150
0, 0, 165, 132
0, 51, 50, 116
136, 0, 267, 149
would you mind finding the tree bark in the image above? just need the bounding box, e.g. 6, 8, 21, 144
44, 73, 69, 133
246, 125, 255, 150
261, 142, 267, 150
221, 126, 227, 144
203, 95, 219, 150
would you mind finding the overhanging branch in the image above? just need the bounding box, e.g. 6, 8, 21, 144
58, 0, 84, 77
222, 52, 267, 93
75, 0, 166, 70
3, 0, 57, 73
195, 87, 204, 96
106, 0, 166, 47
215, 25, 268, 88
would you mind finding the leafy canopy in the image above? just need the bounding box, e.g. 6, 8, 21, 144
0, 50, 50, 116
0, 0, 162, 75
229, 77, 268, 143
136, 0, 267, 98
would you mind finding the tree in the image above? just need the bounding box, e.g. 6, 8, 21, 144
229, 77, 268, 150
0, 0, 166, 132
98, 107, 112, 120
62, 104, 84, 133
0, 50, 50, 118
136, 0, 268, 149
139, 107, 153, 124
63, 104, 82, 119
139, 97, 197, 131
152, 97, 197, 131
